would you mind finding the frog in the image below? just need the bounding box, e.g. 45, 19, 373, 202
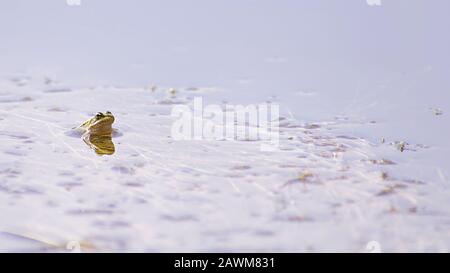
78, 111, 115, 136
75, 111, 116, 155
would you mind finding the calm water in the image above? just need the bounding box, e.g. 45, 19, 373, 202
1, 1, 450, 252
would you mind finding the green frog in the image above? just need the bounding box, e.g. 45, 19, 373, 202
76, 111, 116, 155
78, 111, 115, 136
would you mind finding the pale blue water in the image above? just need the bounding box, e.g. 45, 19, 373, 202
1, 0, 449, 136
1, 0, 450, 252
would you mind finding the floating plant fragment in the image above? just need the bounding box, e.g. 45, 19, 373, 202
430, 107, 443, 116
167, 88, 177, 97
369, 159, 396, 165
298, 171, 314, 181
396, 141, 406, 152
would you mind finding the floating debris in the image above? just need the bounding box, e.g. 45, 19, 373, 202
389, 141, 428, 152
48, 107, 65, 112
232, 165, 251, 170
377, 187, 396, 196
0, 96, 34, 103
10, 76, 29, 86
403, 179, 426, 185
369, 159, 396, 165
396, 141, 406, 152
377, 184, 407, 196
388, 206, 398, 213
430, 107, 443, 116
295, 90, 316, 97
409, 207, 418, 213
304, 124, 320, 130
43, 88, 72, 93
283, 171, 318, 187
287, 215, 312, 222
44, 78, 52, 85
298, 171, 314, 181
415, 143, 430, 149
186, 87, 199, 92
336, 135, 358, 140
167, 88, 177, 97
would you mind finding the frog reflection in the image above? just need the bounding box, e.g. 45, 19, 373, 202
83, 134, 115, 155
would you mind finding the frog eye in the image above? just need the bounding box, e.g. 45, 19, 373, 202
95, 112, 104, 118
106, 111, 111, 115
